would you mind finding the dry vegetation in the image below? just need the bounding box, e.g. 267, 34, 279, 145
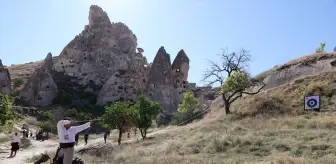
75, 72, 336, 164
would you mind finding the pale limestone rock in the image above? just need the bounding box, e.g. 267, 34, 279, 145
172, 49, 190, 81
263, 54, 336, 89
171, 49, 190, 108
0, 59, 11, 95
97, 52, 148, 105
147, 47, 175, 114
53, 5, 137, 89
19, 53, 57, 106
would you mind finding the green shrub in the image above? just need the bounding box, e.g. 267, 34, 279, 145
0, 94, 16, 130
13, 78, 24, 89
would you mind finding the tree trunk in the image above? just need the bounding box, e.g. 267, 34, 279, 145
118, 128, 122, 145
139, 128, 146, 139
225, 103, 231, 114
143, 128, 147, 139
222, 93, 231, 114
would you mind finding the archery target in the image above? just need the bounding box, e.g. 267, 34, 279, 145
304, 96, 320, 110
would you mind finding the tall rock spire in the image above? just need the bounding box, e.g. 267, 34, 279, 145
88, 5, 111, 28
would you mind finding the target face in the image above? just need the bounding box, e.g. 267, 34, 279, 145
304, 96, 320, 111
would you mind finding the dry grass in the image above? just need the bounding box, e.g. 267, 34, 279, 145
74, 71, 336, 164
0, 133, 9, 144
78, 111, 336, 164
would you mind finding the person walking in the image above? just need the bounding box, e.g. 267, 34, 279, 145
75, 133, 79, 146
10, 132, 20, 157
84, 133, 89, 145
104, 132, 108, 144
56, 118, 93, 164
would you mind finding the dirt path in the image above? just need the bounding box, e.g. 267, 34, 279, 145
0, 128, 170, 164
0, 138, 58, 164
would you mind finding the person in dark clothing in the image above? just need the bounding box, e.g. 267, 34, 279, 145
104, 132, 107, 143
10, 132, 20, 157
75, 134, 79, 146
84, 133, 88, 145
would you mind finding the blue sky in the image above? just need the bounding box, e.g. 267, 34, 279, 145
1, 0, 336, 86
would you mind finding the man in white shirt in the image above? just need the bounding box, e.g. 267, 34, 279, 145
56, 118, 93, 164
10, 132, 20, 157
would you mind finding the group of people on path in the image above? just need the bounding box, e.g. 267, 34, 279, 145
7, 118, 110, 164
74, 133, 90, 146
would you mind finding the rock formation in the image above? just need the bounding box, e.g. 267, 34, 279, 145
0, 59, 11, 94
172, 49, 190, 81
171, 49, 190, 108
8, 5, 199, 125
262, 53, 336, 89
147, 47, 175, 113
97, 53, 148, 105
19, 53, 57, 106
53, 5, 137, 91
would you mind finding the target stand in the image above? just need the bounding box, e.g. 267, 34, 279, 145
304, 95, 320, 112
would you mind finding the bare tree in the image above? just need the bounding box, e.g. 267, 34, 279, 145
202, 48, 265, 114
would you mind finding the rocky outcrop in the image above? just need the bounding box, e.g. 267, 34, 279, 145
19, 53, 57, 106
0, 59, 11, 94
8, 5, 199, 124
53, 5, 137, 91
147, 47, 175, 114
171, 49, 190, 109
97, 54, 148, 105
263, 53, 336, 89
172, 49, 190, 81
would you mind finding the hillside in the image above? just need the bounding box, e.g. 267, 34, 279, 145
72, 70, 336, 164
54, 50, 336, 164
2, 4, 336, 164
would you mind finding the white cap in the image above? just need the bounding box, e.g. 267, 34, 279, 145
63, 120, 71, 125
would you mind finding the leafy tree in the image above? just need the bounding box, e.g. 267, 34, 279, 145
316, 42, 326, 53
100, 101, 136, 145
132, 94, 162, 139
0, 94, 16, 129
171, 91, 201, 125
203, 48, 265, 114
178, 91, 199, 113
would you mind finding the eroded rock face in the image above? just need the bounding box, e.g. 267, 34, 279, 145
0, 59, 11, 94
53, 5, 137, 90
172, 49, 190, 81
171, 49, 190, 109
19, 53, 57, 106
264, 55, 336, 89
97, 55, 148, 105
147, 47, 175, 113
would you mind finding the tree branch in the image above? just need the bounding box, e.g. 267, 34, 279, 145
242, 80, 266, 95
229, 93, 243, 104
